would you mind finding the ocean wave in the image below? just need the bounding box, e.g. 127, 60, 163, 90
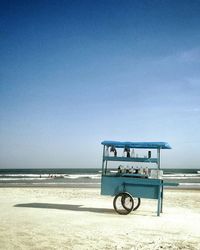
163, 177, 200, 180
0, 174, 51, 178
0, 173, 101, 181
0, 177, 51, 181
163, 174, 200, 177
0, 174, 67, 179
65, 174, 101, 180
163, 174, 200, 179
179, 183, 200, 186
0, 172, 199, 184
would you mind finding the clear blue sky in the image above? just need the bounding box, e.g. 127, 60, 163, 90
0, 0, 200, 168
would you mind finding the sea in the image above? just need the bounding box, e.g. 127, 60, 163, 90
0, 168, 200, 189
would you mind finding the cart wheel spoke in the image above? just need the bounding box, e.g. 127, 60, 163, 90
113, 192, 134, 215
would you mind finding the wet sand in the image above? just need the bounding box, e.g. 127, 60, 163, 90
0, 188, 199, 249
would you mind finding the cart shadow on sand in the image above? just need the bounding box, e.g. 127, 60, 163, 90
14, 203, 116, 214
14, 203, 157, 216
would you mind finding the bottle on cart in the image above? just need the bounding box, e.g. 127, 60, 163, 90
131, 149, 135, 158
110, 146, 117, 157
127, 148, 130, 157
105, 146, 109, 156
139, 167, 143, 174
144, 166, 149, 176
135, 166, 139, 174
123, 147, 130, 157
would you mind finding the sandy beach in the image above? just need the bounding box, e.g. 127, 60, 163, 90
0, 188, 199, 250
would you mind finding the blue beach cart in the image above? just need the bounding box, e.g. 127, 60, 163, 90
101, 141, 178, 216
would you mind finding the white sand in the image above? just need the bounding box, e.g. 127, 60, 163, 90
0, 188, 199, 250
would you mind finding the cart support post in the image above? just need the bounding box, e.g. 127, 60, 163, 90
102, 146, 105, 174
161, 184, 164, 213
157, 148, 161, 169
157, 188, 161, 216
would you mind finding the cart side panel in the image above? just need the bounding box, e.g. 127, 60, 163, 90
101, 176, 124, 196
101, 176, 162, 199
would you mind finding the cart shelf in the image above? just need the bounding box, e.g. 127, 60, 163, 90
103, 156, 158, 163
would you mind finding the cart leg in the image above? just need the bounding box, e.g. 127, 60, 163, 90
161, 185, 164, 213
157, 198, 160, 216
157, 187, 161, 216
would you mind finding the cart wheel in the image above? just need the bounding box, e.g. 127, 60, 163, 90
122, 196, 141, 211
113, 192, 134, 215
132, 197, 141, 211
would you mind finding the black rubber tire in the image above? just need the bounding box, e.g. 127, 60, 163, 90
113, 192, 134, 215
132, 197, 141, 211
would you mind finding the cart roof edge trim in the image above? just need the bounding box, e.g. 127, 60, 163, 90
101, 141, 172, 149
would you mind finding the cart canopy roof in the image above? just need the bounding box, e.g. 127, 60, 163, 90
101, 141, 171, 149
